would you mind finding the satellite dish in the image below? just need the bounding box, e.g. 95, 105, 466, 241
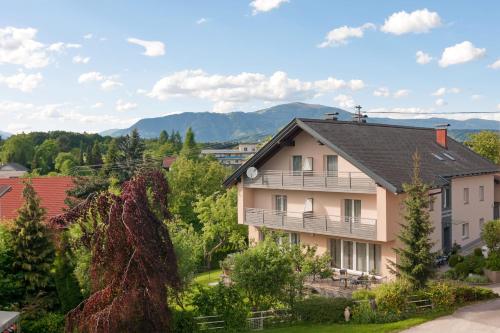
246, 167, 259, 179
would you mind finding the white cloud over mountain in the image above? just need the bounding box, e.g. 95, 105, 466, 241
438, 41, 486, 67
127, 38, 165, 57
334, 94, 355, 108
318, 23, 376, 48
381, 9, 442, 35
250, 0, 289, 15
148, 70, 365, 111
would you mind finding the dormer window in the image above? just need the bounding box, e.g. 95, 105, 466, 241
432, 153, 444, 161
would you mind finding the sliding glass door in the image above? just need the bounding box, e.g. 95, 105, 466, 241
330, 239, 381, 274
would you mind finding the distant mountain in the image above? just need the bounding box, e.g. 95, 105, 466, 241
103, 102, 500, 142
0, 130, 11, 139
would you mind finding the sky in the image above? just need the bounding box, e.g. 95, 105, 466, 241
1, 0, 500, 134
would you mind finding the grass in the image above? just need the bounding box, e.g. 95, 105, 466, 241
263, 310, 453, 333
194, 268, 222, 286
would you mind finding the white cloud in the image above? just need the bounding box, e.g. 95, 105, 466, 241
0, 72, 42, 92
213, 101, 237, 113
416, 51, 432, 64
318, 23, 376, 48
0, 26, 49, 68
91, 102, 104, 108
7, 123, 31, 133
488, 59, 500, 70
196, 18, 209, 25
381, 9, 442, 35
435, 98, 447, 107
127, 37, 165, 57
471, 94, 484, 101
431, 87, 460, 97
83, 33, 93, 40
0, 100, 34, 113
393, 89, 410, 98
250, 0, 289, 15
72, 55, 90, 64
78, 71, 122, 90
115, 99, 137, 112
334, 94, 355, 108
47, 42, 81, 52
373, 87, 390, 97
438, 41, 486, 67
148, 69, 365, 111
78, 71, 105, 83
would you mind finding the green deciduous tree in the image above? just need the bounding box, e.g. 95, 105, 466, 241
0, 134, 35, 168
482, 220, 500, 255
11, 181, 55, 294
55, 152, 78, 175
465, 131, 500, 164
388, 151, 435, 288
194, 188, 247, 268
32, 139, 59, 174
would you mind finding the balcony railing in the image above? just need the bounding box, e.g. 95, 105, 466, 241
243, 170, 377, 193
245, 208, 377, 241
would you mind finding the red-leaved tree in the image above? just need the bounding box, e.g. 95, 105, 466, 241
51, 170, 180, 333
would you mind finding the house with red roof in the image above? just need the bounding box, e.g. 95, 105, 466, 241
0, 177, 74, 222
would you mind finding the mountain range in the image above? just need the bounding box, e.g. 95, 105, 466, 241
103, 103, 500, 142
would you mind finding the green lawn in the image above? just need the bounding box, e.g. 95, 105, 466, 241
194, 269, 222, 286
263, 310, 452, 333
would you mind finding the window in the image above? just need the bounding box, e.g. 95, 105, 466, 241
304, 198, 313, 212
275, 195, 287, 212
356, 242, 367, 273
343, 241, 354, 270
442, 187, 451, 209
480, 218, 485, 230
463, 188, 469, 204
462, 223, 469, 239
244, 147, 248, 151
292, 155, 302, 174
442, 152, 455, 161
290, 233, 300, 245
330, 239, 341, 268
325, 155, 338, 176
368, 244, 381, 275
479, 186, 484, 201
344, 199, 361, 223
303, 157, 313, 172
432, 153, 444, 161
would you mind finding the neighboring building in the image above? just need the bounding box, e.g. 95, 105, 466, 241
162, 156, 177, 171
0, 177, 74, 222
201, 143, 258, 168
224, 118, 500, 278
0, 163, 28, 178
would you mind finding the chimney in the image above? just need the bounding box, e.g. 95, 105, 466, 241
435, 124, 450, 149
324, 112, 339, 121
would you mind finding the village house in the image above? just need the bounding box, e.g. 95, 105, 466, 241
224, 117, 500, 278
0, 177, 74, 222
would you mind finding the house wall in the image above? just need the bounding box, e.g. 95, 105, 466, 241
429, 190, 443, 252
451, 174, 495, 247
261, 131, 368, 176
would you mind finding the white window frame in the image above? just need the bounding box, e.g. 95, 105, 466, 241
479, 186, 484, 202
463, 188, 469, 205
333, 239, 380, 274
462, 223, 469, 240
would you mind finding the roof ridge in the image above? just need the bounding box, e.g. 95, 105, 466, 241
297, 118, 435, 131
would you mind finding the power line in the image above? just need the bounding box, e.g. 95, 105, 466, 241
364, 111, 500, 114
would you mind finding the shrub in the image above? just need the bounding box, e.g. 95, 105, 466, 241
473, 248, 483, 257
426, 281, 456, 308
172, 310, 198, 333
351, 301, 405, 324
292, 296, 353, 324
448, 254, 463, 267
464, 274, 489, 284
0, 225, 24, 308
482, 220, 500, 254
373, 279, 412, 314
21, 312, 65, 333
427, 280, 497, 307
192, 283, 248, 332
486, 252, 500, 271
352, 289, 376, 301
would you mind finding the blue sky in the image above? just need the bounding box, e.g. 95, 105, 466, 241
1, 0, 499, 133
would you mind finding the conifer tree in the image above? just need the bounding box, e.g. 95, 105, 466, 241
388, 151, 435, 288
78, 141, 85, 165
91, 141, 103, 165
11, 181, 54, 293
159, 130, 169, 144
54, 232, 82, 312
85, 145, 93, 165
180, 127, 199, 160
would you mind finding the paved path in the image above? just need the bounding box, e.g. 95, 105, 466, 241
403, 285, 500, 333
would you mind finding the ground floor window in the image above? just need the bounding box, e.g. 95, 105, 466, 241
329, 238, 381, 275
276, 232, 300, 245
462, 223, 469, 240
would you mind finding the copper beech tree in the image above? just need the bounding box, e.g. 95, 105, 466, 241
51, 170, 180, 333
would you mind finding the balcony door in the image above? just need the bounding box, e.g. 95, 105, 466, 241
292, 156, 302, 175
325, 155, 338, 177
344, 199, 361, 223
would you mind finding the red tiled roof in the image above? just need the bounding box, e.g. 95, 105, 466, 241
0, 177, 74, 222
162, 156, 177, 168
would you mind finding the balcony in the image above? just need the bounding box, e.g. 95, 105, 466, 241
245, 208, 377, 241
243, 170, 377, 193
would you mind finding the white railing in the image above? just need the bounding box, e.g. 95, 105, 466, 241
243, 170, 377, 193
245, 208, 377, 240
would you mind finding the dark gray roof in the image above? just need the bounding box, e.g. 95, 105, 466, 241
224, 118, 500, 193
0, 163, 28, 172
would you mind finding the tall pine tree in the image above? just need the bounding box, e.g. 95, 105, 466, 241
11, 181, 54, 294
91, 141, 103, 165
159, 130, 169, 144
180, 127, 199, 160
388, 151, 435, 288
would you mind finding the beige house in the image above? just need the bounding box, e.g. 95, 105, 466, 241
224, 118, 500, 278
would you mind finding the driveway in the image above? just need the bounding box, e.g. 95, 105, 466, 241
403, 288, 500, 333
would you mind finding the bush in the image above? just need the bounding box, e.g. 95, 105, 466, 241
192, 283, 248, 332
486, 252, 500, 271
427, 280, 497, 308
352, 289, 376, 301
0, 225, 24, 309
351, 301, 405, 324
426, 281, 456, 308
482, 220, 500, 253
172, 310, 198, 333
292, 296, 352, 324
464, 274, 489, 284
373, 279, 413, 314
446, 253, 486, 280
448, 254, 463, 267
21, 312, 65, 333
473, 248, 483, 257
